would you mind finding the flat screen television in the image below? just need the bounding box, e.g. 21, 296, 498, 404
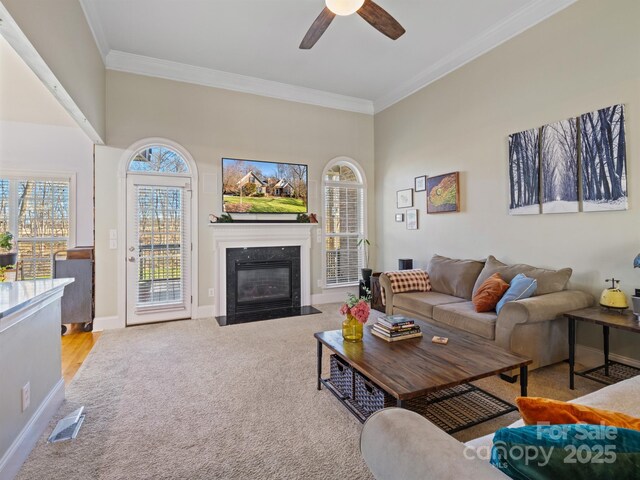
222, 158, 308, 214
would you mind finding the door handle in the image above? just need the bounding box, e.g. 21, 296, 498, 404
128, 256, 136, 262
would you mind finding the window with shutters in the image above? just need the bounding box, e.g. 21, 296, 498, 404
323, 160, 366, 287
0, 176, 71, 279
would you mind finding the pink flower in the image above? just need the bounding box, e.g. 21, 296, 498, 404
339, 304, 349, 316
350, 300, 370, 324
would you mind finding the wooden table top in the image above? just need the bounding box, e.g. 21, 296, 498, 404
314, 319, 531, 400
564, 306, 640, 333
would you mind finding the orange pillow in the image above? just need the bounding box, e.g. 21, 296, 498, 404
516, 397, 640, 431
472, 273, 509, 312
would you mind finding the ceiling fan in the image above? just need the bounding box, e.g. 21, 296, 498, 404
300, 0, 405, 49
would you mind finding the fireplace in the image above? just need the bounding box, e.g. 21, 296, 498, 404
210, 223, 320, 325
226, 246, 301, 318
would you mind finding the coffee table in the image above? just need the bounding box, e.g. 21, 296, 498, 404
315, 319, 531, 432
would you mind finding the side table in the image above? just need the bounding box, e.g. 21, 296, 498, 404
369, 273, 385, 313
565, 307, 640, 390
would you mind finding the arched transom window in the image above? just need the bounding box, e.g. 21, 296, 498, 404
323, 160, 366, 286
128, 146, 190, 174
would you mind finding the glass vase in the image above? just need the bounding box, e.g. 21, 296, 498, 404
342, 314, 364, 342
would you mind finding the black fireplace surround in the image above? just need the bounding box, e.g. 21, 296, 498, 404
226, 246, 301, 317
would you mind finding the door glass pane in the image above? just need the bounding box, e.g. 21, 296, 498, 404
136, 185, 184, 307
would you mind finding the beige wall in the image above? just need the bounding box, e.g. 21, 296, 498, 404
2, 0, 106, 140
374, 0, 640, 358
95, 70, 374, 318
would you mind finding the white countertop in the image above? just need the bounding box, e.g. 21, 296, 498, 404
0, 278, 74, 319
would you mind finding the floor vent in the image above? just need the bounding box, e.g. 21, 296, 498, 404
48, 407, 85, 443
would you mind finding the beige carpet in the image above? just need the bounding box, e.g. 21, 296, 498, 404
17, 305, 602, 479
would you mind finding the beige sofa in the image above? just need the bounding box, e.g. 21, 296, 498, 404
380, 255, 594, 372
361, 376, 640, 479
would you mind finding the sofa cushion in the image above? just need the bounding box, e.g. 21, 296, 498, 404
432, 301, 497, 340
473, 255, 572, 297
491, 424, 640, 480
473, 273, 510, 313
495, 274, 537, 314
380, 269, 431, 305
516, 396, 640, 431
393, 291, 465, 319
427, 255, 485, 300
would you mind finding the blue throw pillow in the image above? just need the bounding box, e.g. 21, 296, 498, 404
490, 424, 640, 479
496, 273, 537, 314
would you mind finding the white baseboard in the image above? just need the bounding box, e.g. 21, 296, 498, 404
0, 378, 64, 480
193, 305, 215, 319
576, 344, 640, 369
93, 315, 124, 331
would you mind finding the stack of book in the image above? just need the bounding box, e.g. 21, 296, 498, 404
371, 315, 422, 342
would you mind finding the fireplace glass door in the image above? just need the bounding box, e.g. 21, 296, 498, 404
236, 261, 292, 312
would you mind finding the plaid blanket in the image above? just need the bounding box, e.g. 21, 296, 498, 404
381, 269, 431, 305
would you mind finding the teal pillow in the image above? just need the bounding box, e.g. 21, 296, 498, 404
490, 424, 640, 480
496, 273, 537, 314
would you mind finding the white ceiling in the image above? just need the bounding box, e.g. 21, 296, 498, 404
81, 0, 575, 113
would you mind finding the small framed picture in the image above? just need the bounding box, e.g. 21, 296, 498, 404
396, 189, 414, 209
406, 209, 418, 230
395, 213, 404, 222
415, 175, 427, 192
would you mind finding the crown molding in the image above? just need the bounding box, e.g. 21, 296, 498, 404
79, 0, 109, 63
106, 50, 374, 115
373, 0, 577, 113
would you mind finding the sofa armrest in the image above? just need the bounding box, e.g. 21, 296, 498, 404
360, 408, 508, 480
378, 273, 394, 315
495, 290, 594, 348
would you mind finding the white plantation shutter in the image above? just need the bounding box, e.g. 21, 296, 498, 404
323, 163, 365, 286
134, 184, 188, 311
0, 177, 70, 279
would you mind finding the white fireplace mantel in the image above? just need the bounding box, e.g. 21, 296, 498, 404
209, 223, 316, 317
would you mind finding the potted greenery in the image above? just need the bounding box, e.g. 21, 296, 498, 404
358, 238, 372, 285
0, 232, 17, 268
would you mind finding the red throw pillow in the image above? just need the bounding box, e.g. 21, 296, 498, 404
472, 273, 509, 313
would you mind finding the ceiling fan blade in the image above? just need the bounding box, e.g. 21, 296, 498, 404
299, 7, 336, 49
357, 0, 406, 40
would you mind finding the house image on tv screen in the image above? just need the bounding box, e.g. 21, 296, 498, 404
222, 158, 308, 214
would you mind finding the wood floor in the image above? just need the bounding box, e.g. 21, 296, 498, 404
61, 324, 101, 384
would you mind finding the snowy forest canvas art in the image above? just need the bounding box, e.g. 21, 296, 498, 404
507, 103, 627, 214
508, 128, 540, 215
541, 118, 579, 213
580, 104, 627, 211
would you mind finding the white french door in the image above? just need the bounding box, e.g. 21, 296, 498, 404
126, 175, 192, 325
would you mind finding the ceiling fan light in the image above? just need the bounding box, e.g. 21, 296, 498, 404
325, 0, 365, 16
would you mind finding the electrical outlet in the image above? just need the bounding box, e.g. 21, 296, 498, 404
208, 288, 215, 297
317, 279, 322, 288
109, 239, 117, 249
109, 229, 117, 240
21, 382, 30, 412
